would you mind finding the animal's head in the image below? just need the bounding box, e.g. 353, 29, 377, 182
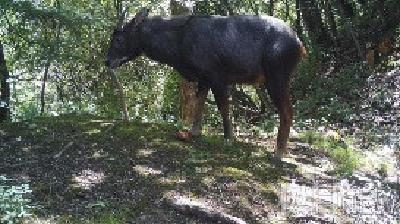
105, 8, 149, 69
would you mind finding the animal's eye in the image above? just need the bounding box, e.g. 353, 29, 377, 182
116, 36, 123, 44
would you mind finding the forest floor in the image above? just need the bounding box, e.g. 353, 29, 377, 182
0, 115, 399, 224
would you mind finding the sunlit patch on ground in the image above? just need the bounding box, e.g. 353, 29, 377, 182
163, 190, 247, 224
277, 150, 400, 223
159, 176, 186, 184
285, 174, 399, 223
83, 128, 101, 135
22, 216, 58, 224
133, 165, 163, 176
71, 169, 105, 190
137, 148, 155, 157
89, 119, 113, 123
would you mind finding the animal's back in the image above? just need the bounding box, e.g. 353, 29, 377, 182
179, 15, 300, 84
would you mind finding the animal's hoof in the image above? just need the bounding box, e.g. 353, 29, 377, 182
175, 130, 193, 141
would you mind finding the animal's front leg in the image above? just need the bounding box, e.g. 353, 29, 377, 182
212, 85, 234, 144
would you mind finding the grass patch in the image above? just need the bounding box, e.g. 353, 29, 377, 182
57, 210, 128, 224
300, 131, 361, 176
329, 146, 361, 176
114, 121, 177, 141
220, 167, 253, 179
2, 114, 295, 223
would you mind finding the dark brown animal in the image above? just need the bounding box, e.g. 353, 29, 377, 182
106, 9, 306, 158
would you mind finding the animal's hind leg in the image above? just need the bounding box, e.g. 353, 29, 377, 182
266, 77, 293, 158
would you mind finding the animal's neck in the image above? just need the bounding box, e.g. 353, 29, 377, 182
139, 18, 185, 67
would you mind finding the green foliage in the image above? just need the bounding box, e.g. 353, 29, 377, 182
0, 176, 33, 224
92, 213, 126, 224
18, 101, 39, 121
220, 167, 253, 179
0, 0, 398, 136
293, 60, 370, 124
58, 211, 128, 224
300, 130, 324, 145
161, 70, 181, 120
300, 131, 361, 176
329, 145, 361, 176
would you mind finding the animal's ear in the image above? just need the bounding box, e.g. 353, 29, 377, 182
134, 8, 149, 25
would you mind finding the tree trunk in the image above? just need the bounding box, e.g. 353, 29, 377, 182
299, 0, 333, 51
322, 0, 337, 40
179, 81, 201, 126
171, 0, 201, 128
269, 0, 275, 16
285, 0, 290, 21
295, 0, 302, 36
111, 0, 130, 122
40, 62, 50, 115
40, 2, 61, 116
0, 42, 10, 122
337, 0, 364, 60
57, 83, 64, 102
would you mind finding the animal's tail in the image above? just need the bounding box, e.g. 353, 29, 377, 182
299, 42, 307, 59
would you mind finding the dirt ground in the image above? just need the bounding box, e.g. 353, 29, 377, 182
0, 115, 399, 223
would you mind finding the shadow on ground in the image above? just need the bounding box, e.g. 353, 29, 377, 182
0, 115, 330, 224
